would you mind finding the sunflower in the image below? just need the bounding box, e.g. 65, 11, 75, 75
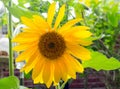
13, 2, 92, 88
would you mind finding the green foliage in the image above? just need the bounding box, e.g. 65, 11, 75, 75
0, 76, 19, 89
107, 12, 119, 27
18, 0, 30, 7
24, 71, 32, 79
73, 3, 83, 18
2, 0, 10, 5
30, 0, 50, 13
80, 0, 120, 56
83, 51, 120, 71
7, 5, 39, 19
105, 2, 119, 27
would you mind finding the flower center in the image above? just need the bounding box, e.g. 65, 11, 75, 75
48, 42, 55, 49
38, 31, 66, 59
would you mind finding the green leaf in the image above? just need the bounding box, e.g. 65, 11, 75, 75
82, 51, 120, 71
107, 13, 119, 27
73, 3, 83, 18
24, 71, 32, 79
2, 0, 10, 5
18, 0, 29, 7
0, 76, 19, 89
73, 3, 89, 19
7, 5, 39, 19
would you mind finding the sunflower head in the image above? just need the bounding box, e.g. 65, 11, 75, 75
13, 2, 92, 88
38, 31, 66, 59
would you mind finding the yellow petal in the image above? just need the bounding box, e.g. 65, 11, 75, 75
65, 36, 92, 46
42, 61, 51, 85
59, 18, 82, 34
12, 38, 39, 44
57, 57, 68, 82
46, 62, 54, 88
12, 32, 40, 43
64, 53, 84, 73
15, 46, 38, 62
64, 31, 92, 46
13, 44, 30, 51
13, 41, 38, 51
32, 58, 45, 79
21, 28, 42, 33
21, 51, 40, 74
54, 60, 61, 83
79, 39, 93, 46
74, 31, 92, 38
21, 28, 34, 32
33, 64, 44, 84
47, 2, 56, 28
54, 4, 65, 29
34, 75, 43, 84
66, 42, 91, 60
64, 29, 92, 39
21, 17, 39, 31
33, 15, 50, 31
78, 39, 93, 46
63, 55, 76, 79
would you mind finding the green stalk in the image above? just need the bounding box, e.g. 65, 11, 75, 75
55, 84, 61, 89
8, 0, 14, 76
61, 81, 68, 89
55, 86, 58, 89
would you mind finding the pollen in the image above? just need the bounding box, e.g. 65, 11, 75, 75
38, 31, 66, 59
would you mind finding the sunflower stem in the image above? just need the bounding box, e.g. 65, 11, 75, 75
58, 83, 61, 89
8, 0, 14, 76
55, 83, 61, 89
55, 86, 59, 89
61, 81, 68, 89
